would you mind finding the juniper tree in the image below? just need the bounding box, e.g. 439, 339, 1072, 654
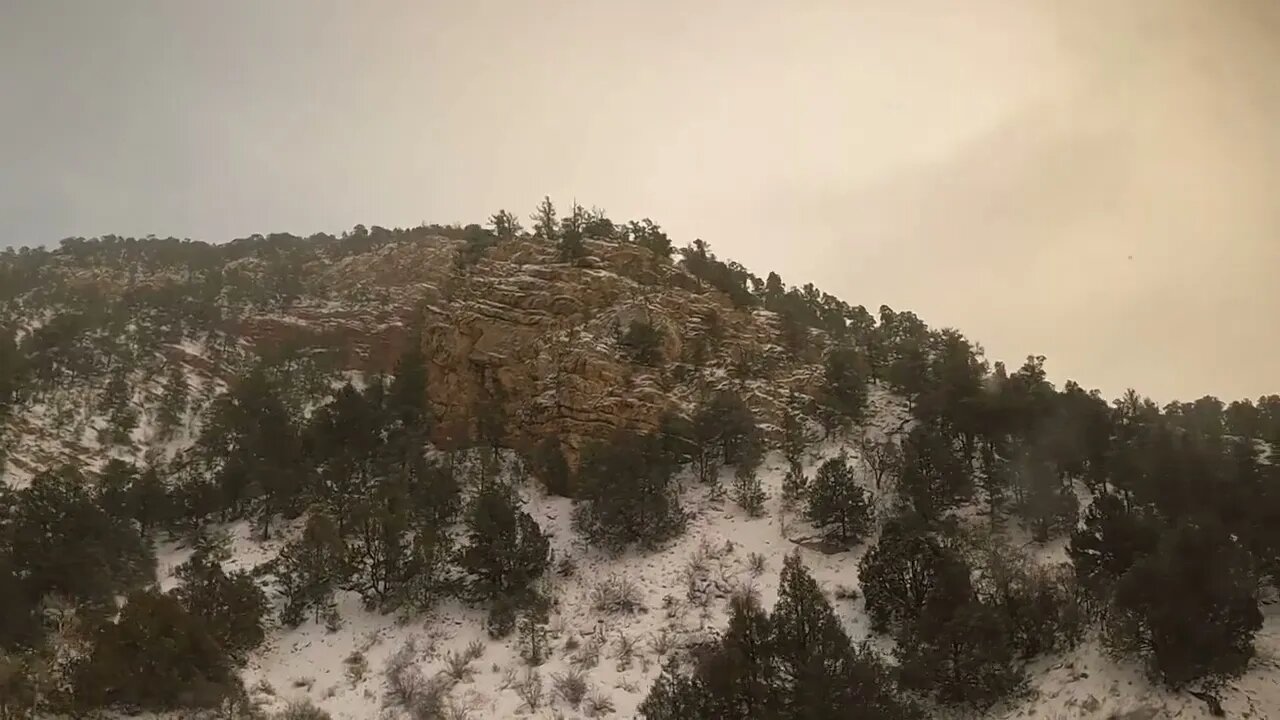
74, 590, 238, 711
155, 363, 189, 440
462, 481, 550, 603
823, 345, 869, 422
101, 370, 137, 445
277, 512, 347, 626
574, 430, 685, 550
172, 538, 268, 662
1107, 522, 1263, 688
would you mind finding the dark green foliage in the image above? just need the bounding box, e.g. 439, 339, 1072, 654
462, 481, 550, 602
75, 590, 239, 711
559, 202, 589, 262
1007, 443, 1079, 542
780, 403, 813, 475
804, 453, 872, 546
823, 346, 869, 421
859, 515, 965, 634
895, 423, 971, 521
0, 324, 21, 415
100, 370, 138, 445
574, 430, 686, 551
639, 553, 921, 720
456, 224, 500, 268
697, 594, 776, 717
474, 381, 508, 455
277, 513, 347, 626
155, 363, 189, 440
342, 475, 418, 608
619, 319, 664, 366
531, 435, 573, 497
0, 553, 41, 651
388, 335, 430, 434
732, 435, 767, 516
628, 219, 673, 258
305, 382, 386, 532
694, 390, 759, 467
973, 539, 1083, 659
171, 537, 269, 662
1106, 523, 1263, 687
679, 240, 755, 308
1069, 493, 1160, 596
199, 367, 304, 537
489, 209, 523, 242
9, 465, 154, 610
897, 591, 1020, 707
638, 660, 711, 720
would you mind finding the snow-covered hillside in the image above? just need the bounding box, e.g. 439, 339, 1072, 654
43, 387, 1263, 720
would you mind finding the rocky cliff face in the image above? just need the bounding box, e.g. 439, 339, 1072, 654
0, 232, 839, 477
231, 234, 829, 456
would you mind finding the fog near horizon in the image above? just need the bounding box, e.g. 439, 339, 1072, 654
2, 0, 1277, 404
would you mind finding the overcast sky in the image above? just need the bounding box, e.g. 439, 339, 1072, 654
2, 1, 1277, 403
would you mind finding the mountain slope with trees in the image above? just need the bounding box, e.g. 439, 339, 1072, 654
0, 200, 1277, 719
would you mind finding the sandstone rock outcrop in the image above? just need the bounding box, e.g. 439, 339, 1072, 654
232, 235, 830, 455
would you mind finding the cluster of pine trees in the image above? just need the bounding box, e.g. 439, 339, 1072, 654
640, 303, 1279, 713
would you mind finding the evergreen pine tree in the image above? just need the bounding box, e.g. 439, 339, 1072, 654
824, 346, 870, 422
805, 453, 873, 546
697, 593, 777, 719
770, 552, 856, 718
100, 370, 137, 446
638, 660, 711, 720
732, 432, 767, 516
155, 363, 189, 440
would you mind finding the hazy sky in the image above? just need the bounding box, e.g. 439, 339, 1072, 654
2, 1, 1277, 403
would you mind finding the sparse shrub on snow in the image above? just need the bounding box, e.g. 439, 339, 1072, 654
591, 574, 643, 615
551, 667, 589, 708
272, 699, 333, 720
583, 688, 616, 717
514, 668, 545, 712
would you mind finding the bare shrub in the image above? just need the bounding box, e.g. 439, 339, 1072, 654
649, 627, 676, 657
344, 650, 368, 686
442, 649, 476, 682
443, 700, 474, 720
570, 630, 605, 670
747, 552, 767, 577
551, 667, 589, 708
614, 632, 638, 671
514, 668, 545, 712
583, 688, 617, 717
834, 584, 859, 601
384, 640, 450, 719
273, 700, 333, 720
590, 574, 643, 615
